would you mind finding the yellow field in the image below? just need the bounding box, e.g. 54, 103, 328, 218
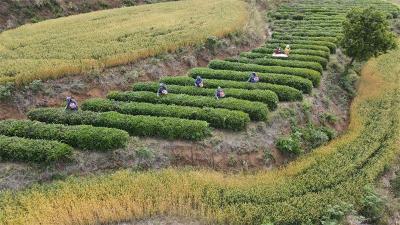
0, 0, 249, 85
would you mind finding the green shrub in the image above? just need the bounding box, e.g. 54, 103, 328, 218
319, 126, 337, 140
189, 68, 313, 93
132, 82, 278, 110
26, 80, 44, 93
0, 135, 73, 163
0, 120, 129, 151
208, 60, 321, 86
27, 108, 211, 141
319, 112, 338, 125
240, 52, 328, 68
135, 147, 155, 169
300, 125, 330, 150
226, 57, 323, 73
82, 98, 250, 131
276, 136, 302, 155
159, 76, 303, 101
0, 83, 14, 101
272, 31, 341, 38
270, 33, 338, 43
264, 43, 330, 54
252, 47, 330, 59
268, 39, 337, 53
107, 91, 268, 121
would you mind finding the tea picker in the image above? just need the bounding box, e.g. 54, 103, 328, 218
65, 96, 78, 111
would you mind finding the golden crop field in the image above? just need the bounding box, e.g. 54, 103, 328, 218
0, 0, 249, 85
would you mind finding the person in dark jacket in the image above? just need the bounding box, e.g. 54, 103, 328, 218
157, 83, 168, 97
215, 86, 225, 100
65, 96, 78, 111
248, 72, 259, 83
194, 76, 204, 87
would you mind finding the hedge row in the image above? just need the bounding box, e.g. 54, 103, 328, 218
132, 82, 278, 109
27, 108, 211, 141
273, 19, 344, 26
189, 68, 313, 93
272, 31, 341, 38
106, 91, 269, 121
0, 135, 73, 163
159, 76, 304, 101
272, 27, 343, 35
252, 47, 330, 59
226, 57, 323, 73
208, 60, 321, 86
267, 39, 336, 53
263, 43, 332, 54
82, 99, 250, 131
271, 34, 338, 43
0, 120, 129, 151
240, 52, 328, 68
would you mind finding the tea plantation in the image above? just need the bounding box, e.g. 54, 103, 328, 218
0, 0, 399, 224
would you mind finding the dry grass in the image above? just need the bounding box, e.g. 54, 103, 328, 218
0, 0, 249, 85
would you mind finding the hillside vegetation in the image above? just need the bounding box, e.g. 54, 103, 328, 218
0, 0, 398, 224
0, 0, 248, 85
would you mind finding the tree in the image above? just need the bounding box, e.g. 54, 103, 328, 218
340, 7, 397, 67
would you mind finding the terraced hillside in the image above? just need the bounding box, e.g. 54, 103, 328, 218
0, 0, 248, 85
0, 0, 398, 224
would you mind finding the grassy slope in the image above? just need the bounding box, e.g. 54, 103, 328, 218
0, 0, 248, 85
0, 40, 398, 224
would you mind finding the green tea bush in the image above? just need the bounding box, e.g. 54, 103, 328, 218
270, 33, 338, 43
189, 68, 313, 93
272, 31, 341, 38
268, 39, 337, 53
240, 52, 328, 68
27, 108, 211, 141
0, 120, 129, 151
159, 76, 303, 101
0, 135, 73, 163
82, 98, 250, 131
252, 47, 330, 59
132, 82, 278, 109
264, 43, 330, 54
107, 91, 268, 121
226, 57, 323, 73
208, 60, 321, 86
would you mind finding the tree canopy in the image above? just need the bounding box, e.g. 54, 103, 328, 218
340, 7, 397, 65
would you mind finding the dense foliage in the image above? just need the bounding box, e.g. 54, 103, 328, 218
341, 6, 397, 65
0, 120, 129, 151
159, 76, 303, 101
189, 68, 313, 93
107, 91, 269, 121
132, 82, 279, 109
208, 60, 321, 86
28, 108, 212, 141
82, 98, 250, 131
0, 135, 73, 163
